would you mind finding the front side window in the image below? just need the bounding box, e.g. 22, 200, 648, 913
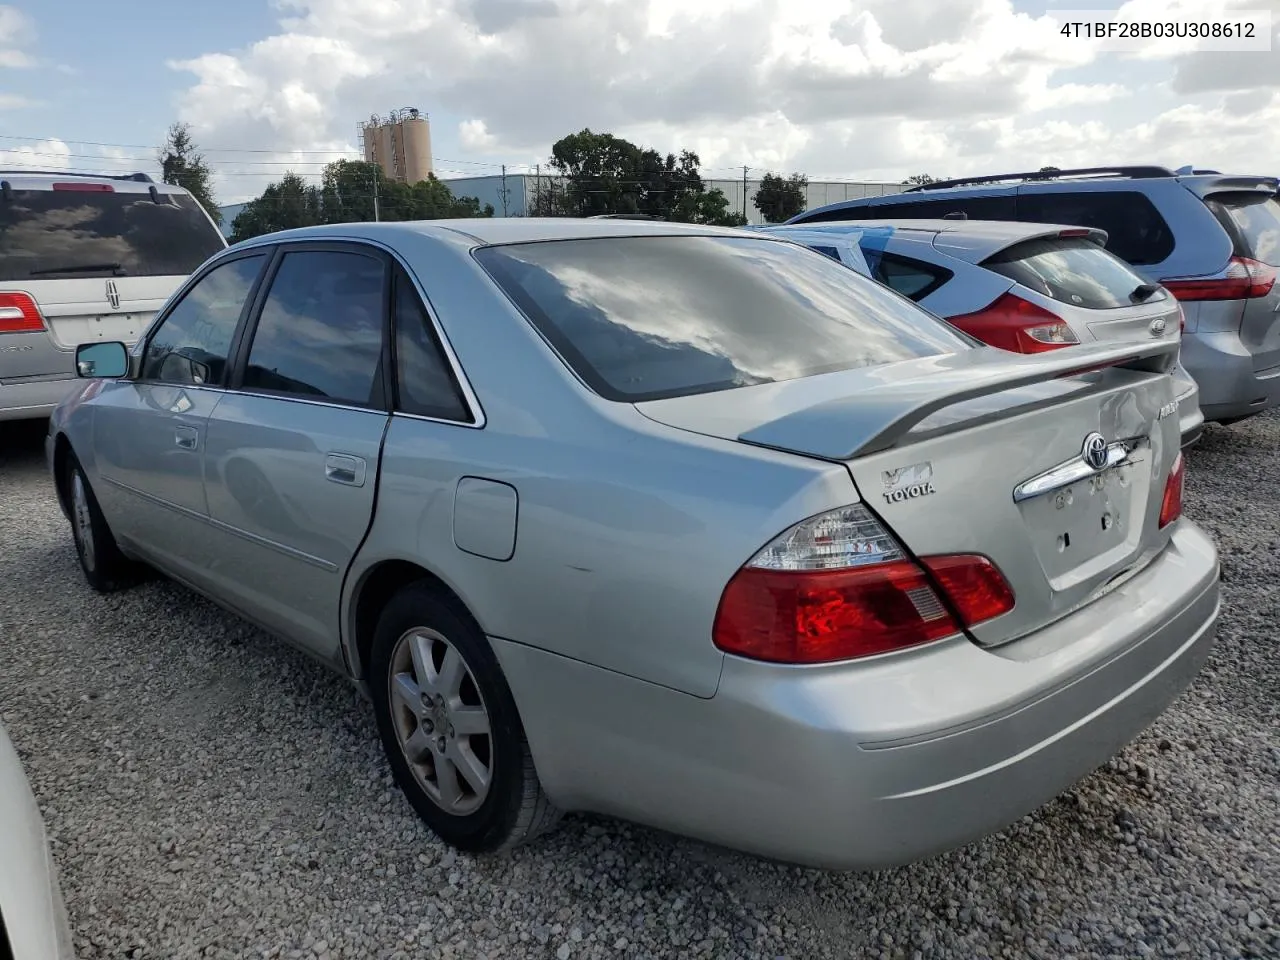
0, 189, 226, 281
141, 254, 265, 386
243, 250, 387, 406
982, 236, 1161, 309
476, 235, 970, 403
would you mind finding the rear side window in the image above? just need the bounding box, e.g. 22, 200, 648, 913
476, 236, 970, 402
869, 252, 953, 302
982, 237, 1162, 310
0, 188, 226, 281
141, 254, 265, 386
243, 250, 387, 407
1207, 193, 1280, 265
392, 268, 472, 422
1016, 191, 1175, 266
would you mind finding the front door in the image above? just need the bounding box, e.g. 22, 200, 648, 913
92, 252, 269, 578
201, 245, 391, 659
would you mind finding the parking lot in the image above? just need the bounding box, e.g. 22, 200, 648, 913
0, 414, 1276, 960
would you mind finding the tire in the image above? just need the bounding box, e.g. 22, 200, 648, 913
368, 582, 561, 853
64, 455, 137, 593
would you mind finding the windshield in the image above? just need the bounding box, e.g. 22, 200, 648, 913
476, 235, 970, 402
982, 236, 1163, 310
1212, 193, 1280, 266
0, 189, 226, 282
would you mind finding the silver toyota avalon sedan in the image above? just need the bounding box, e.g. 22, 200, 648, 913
46, 219, 1220, 870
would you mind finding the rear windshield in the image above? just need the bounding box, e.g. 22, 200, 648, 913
982, 236, 1163, 310
476, 236, 970, 402
0, 188, 226, 282
1211, 193, 1280, 265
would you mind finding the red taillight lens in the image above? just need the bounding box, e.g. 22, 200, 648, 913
712, 506, 1015, 664
1159, 453, 1184, 529
947, 292, 1080, 354
920, 554, 1018, 627
0, 292, 45, 333
1162, 257, 1276, 302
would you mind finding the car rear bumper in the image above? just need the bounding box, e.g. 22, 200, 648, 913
0, 377, 78, 422
496, 521, 1220, 870
1180, 330, 1280, 422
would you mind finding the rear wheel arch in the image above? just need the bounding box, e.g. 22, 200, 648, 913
349, 559, 485, 683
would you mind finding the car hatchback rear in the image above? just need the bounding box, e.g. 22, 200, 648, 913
0, 171, 226, 420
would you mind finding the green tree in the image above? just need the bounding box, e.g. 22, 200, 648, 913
228, 173, 321, 243
903, 173, 939, 186
228, 162, 492, 242
671, 186, 747, 226
547, 129, 715, 219
753, 172, 808, 223
159, 122, 220, 224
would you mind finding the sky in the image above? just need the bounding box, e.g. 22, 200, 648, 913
1, 0, 1278, 204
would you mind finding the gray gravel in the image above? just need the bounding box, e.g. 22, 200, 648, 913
1, 414, 1277, 960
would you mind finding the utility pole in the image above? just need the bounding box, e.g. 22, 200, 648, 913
499, 164, 510, 217
742, 165, 749, 219
535, 163, 540, 216
372, 174, 380, 222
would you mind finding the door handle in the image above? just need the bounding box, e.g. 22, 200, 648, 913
325, 453, 367, 487
174, 425, 199, 451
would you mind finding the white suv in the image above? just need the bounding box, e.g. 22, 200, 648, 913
0, 170, 227, 421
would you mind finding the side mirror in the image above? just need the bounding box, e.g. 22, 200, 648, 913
75, 341, 130, 379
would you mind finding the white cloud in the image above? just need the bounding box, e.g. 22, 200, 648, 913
167, 0, 1280, 198
0, 5, 34, 72
458, 118, 497, 151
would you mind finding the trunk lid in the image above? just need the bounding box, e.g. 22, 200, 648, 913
637, 340, 1182, 646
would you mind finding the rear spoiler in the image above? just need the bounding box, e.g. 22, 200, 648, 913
1180, 175, 1278, 199
738, 339, 1179, 461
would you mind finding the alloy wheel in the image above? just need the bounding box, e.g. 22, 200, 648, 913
387, 627, 493, 815
71, 472, 95, 572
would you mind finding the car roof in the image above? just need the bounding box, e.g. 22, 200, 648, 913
231, 217, 773, 249
0, 169, 191, 196
792, 168, 1278, 223
763, 219, 1109, 264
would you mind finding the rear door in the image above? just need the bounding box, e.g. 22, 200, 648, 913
1203, 191, 1280, 374
200, 243, 391, 660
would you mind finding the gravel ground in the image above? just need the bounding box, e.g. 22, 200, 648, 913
1, 414, 1277, 960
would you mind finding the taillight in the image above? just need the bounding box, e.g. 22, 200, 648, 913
0, 292, 45, 333
1162, 257, 1276, 302
1159, 453, 1184, 529
712, 505, 1015, 664
947, 292, 1080, 354
51, 181, 114, 192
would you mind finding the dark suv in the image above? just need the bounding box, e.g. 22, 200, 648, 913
787, 166, 1280, 425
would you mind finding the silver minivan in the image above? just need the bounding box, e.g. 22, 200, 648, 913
0, 170, 226, 421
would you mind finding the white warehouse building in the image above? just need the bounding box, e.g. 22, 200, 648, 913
439, 173, 904, 224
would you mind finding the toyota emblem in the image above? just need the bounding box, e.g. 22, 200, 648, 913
1082, 432, 1109, 471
